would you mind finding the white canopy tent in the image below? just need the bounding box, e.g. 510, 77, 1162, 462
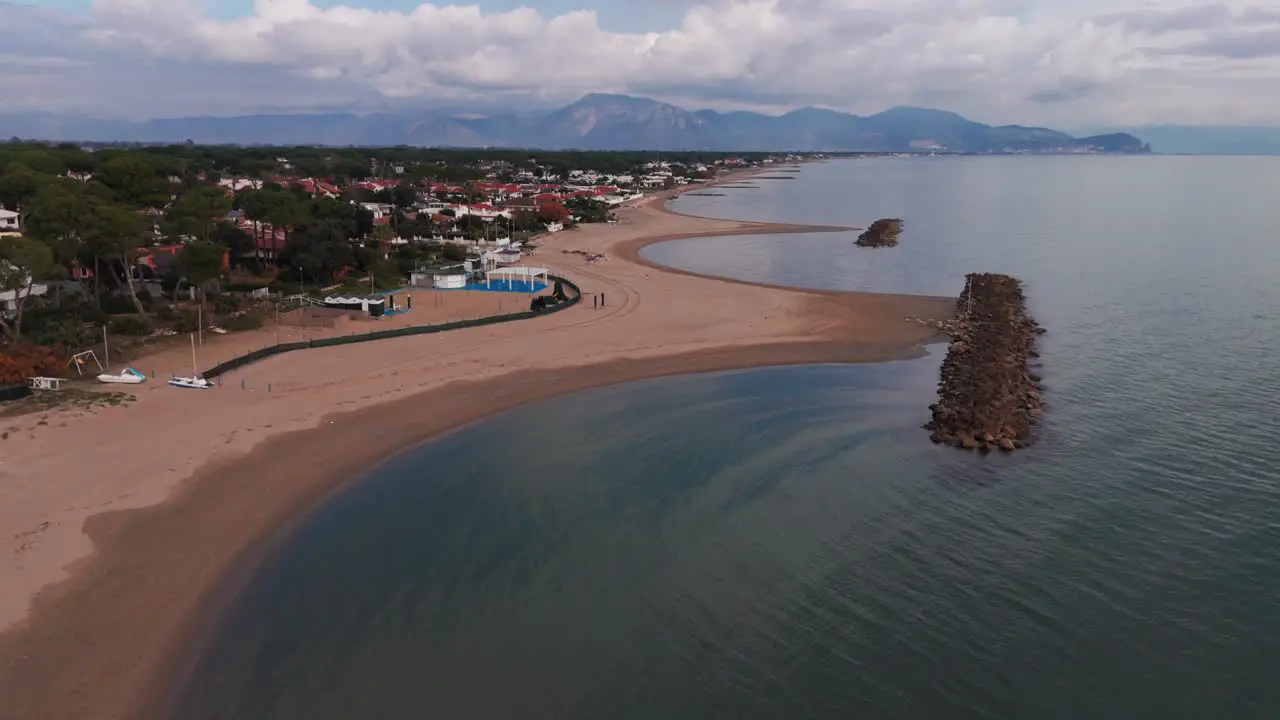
484, 266, 548, 289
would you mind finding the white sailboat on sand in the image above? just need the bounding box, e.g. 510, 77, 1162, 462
168, 334, 212, 389
96, 326, 147, 384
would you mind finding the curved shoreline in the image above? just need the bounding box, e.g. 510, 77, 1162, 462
0, 171, 956, 720
144, 343, 942, 719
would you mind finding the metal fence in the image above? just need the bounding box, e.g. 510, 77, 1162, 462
204, 274, 581, 380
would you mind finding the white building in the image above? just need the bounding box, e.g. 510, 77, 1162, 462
411, 265, 469, 289
639, 172, 672, 188
217, 178, 264, 192
449, 203, 512, 220
360, 202, 395, 218
602, 193, 643, 207
494, 248, 522, 265
0, 260, 47, 314
0, 209, 19, 233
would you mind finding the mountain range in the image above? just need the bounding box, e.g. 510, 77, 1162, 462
2, 93, 1150, 153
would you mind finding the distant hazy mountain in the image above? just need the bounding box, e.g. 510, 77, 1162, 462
1, 94, 1149, 153
1072, 126, 1280, 155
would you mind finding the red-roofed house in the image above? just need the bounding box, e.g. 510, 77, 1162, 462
135, 244, 229, 280
235, 219, 289, 259
285, 178, 340, 198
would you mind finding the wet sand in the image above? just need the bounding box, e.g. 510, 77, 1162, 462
0, 175, 955, 720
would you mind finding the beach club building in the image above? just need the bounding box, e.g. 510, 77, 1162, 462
411, 264, 469, 289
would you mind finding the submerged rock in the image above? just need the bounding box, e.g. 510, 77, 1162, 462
855, 218, 903, 247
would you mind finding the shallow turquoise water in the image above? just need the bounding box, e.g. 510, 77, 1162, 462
175, 157, 1280, 719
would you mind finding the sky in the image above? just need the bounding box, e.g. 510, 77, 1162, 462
4, 0, 1280, 127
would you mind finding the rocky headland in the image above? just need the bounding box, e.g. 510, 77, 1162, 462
855, 218, 903, 247
924, 273, 1044, 452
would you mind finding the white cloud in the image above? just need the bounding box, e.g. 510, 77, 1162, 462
1, 0, 1279, 125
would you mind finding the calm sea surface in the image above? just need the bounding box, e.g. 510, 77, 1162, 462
175, 157, 1280, 719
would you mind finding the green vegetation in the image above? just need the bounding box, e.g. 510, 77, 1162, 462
0, 141, 768, 377
565, 197, 610, 224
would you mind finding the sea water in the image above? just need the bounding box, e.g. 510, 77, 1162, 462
174, 157, 1280, 719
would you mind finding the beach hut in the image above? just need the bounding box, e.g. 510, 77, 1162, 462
321, 292, 386, 317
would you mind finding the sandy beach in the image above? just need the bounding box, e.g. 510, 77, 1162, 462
0, 176, 955, 719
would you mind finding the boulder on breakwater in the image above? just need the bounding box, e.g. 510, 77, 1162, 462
855, 218, 903, 247
924, 272, 1043, 452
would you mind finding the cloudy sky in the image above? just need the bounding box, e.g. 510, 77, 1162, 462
4, 0, 1280, 126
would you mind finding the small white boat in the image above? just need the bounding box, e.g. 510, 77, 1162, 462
97, 367, 146, 384
168, 376, 212, 389
168, 334, 213, 390
95, 328, 145, 384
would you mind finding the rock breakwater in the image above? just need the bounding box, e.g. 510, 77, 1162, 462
925, 273, 1043, 452
855, 218, 903, 247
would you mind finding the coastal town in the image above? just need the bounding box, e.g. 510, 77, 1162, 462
0, 145, 807, 387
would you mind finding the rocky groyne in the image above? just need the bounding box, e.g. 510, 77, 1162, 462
855, 218, 903, 247
924, 273, 1044, 452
